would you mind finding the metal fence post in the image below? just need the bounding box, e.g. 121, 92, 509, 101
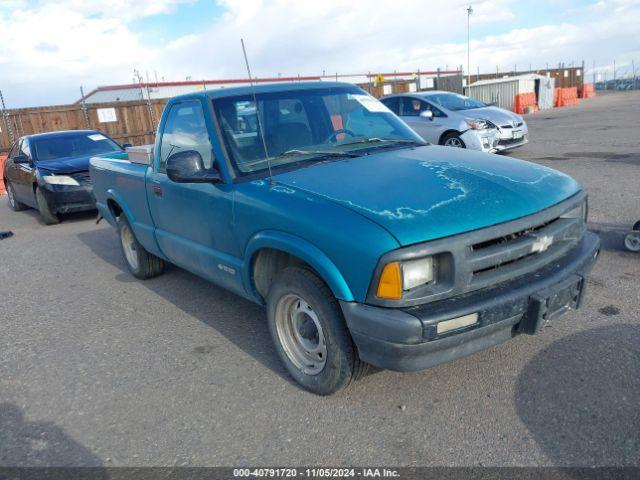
79, 86, 91, 129
0, 89, 15, 146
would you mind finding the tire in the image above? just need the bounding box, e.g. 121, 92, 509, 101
266, 266, 368, 395
35, 187, 60, 225
442, 133, 466, 148
118, 215, 164, 279
624, 231, 640, 252
5, 181, 28, 212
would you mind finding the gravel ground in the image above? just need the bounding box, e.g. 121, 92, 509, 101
1, 91, 638, 467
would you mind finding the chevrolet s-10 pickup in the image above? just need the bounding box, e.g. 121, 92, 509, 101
90, 82, 600, 395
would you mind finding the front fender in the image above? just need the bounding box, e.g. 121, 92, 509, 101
243, 231, 355, 302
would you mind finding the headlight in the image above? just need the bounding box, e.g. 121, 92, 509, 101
42, 175, 80, 186
376, 257, 436, 299
464, 118, 490, 130
561, 199, 588, 221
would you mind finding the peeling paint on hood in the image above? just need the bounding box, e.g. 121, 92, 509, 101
274, 145, 581, 246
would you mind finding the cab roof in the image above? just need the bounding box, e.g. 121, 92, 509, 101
169, 81, 359, 103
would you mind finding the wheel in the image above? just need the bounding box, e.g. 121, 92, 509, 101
624, 231, 640, 252
118, 215, 164, 279
266, 267, 368, 395
442, 133, 466, 148
5, 181, 27, 212
35, 187, 60, 225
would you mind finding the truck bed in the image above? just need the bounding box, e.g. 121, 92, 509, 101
90, 153, 155, 245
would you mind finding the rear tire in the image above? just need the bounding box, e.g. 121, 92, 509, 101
118, 216, 164, 279
266, 266, 368, 395
624, 231, 640, 252
442, 133, 466, 148
6, 181, 27, 212
35, 187, 60, 225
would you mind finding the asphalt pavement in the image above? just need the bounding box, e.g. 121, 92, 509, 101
1, 91, 639, 467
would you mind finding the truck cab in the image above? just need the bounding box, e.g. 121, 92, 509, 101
90, 82, 599, 395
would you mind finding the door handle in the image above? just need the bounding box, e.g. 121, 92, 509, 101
152, 183, 163, 197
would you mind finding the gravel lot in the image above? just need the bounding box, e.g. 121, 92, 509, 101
1, 91, 639, 468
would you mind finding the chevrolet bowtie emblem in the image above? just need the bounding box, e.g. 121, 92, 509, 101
531, 235, 554, 253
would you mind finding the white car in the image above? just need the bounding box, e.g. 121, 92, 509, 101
381, 91, 529, 153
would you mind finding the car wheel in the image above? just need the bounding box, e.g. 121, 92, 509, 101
35, 187, 60, 225
266, 266, 368, 395
442, 133, 466, 148
624, 231, 640, 252
6, 182, 27, 212
118, 215, 164, 279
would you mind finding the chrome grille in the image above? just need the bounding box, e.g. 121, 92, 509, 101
467, 215, 584, 288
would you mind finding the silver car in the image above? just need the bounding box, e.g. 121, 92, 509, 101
380, 91, 529, 153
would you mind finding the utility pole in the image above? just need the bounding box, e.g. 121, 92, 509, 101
466, 5, 473, 87
592, 59, 596, 85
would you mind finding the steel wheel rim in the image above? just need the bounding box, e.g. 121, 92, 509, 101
275, 294, 327, 375
121, 223, 139, 270
7, 183, 15, 207
445, 137, 464, 148
625, 232, 640, 252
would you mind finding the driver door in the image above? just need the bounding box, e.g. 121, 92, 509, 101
398, 97, 445, 144
7, 139, 36, 206
146, 99, 237, 288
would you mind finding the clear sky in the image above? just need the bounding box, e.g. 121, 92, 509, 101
1, 0, 638, 108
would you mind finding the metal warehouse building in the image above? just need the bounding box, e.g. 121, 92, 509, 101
77, 71, 463, 104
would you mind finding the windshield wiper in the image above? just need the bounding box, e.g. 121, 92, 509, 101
277, 149, 360, 158
339, 137, 427, 147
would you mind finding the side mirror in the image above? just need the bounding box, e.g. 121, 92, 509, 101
13, 154, 29, 164
166, 150, 222, 184
122, 143, 133, 149
419, 110, 434, 120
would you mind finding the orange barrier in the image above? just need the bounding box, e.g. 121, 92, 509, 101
580, 83, 596, 98
555, 87, 580, 107
0, 155, 6, 195
513, 92, 538, 114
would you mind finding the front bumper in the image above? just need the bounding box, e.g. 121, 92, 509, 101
40, 183, 96, 214
341, 231, 600, 372
494, 125, 529, 151
460, 129, 500, 153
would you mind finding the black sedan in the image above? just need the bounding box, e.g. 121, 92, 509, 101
3, 130, 126, 224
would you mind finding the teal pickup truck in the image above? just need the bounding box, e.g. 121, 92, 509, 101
90, 82, 600, 395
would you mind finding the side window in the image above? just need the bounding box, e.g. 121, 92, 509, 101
399, 98, 423, 117
159, 101, 213, 172
20, 139, 31, 158
380, 97, 400, 115
423, 101, 445, 118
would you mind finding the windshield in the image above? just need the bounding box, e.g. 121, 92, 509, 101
213, 86, 424, 174
32, 133, 122, 161
425, 93, 487, 111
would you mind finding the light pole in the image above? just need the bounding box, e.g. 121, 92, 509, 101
466, 5, 473, 88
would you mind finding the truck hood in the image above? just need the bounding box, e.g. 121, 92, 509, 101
274, 146, 581, 246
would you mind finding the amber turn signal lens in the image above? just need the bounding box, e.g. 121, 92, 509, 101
376, 262, 402, 300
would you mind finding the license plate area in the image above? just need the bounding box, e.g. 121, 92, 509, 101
518, 275, 584, 334
512, 130, 523, 139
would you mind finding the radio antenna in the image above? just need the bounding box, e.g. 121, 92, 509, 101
241, 38, 273, 186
